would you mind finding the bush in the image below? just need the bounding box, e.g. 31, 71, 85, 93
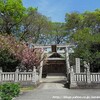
0, 49, 20, 72
0, 83, 20, 100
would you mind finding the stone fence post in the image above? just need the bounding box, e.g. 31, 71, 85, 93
15, 67, 19, 82
86, 70, 91, 83
32, 66, 36, 84
70, 66, 77, 88
0, 67, 2, 82
84, 61, 91, 83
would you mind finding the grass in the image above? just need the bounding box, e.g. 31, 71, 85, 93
20, 86, 36, 92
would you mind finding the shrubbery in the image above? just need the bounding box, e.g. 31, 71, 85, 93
0, 83, 20, 100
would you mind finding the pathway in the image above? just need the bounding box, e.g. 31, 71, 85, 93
14, 75, 100, 100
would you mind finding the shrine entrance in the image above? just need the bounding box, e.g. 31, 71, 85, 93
34, 44, 73, 82
42, 45, 66, 77
43, 59, 66, 73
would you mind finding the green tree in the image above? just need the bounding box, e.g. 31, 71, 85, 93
83, 9, 100, 34
49, 22, 67, 44
72, 28, 100, 72
19, 7, 52, 44
65, 9, 100, 35
0, 0, 25, 34
65, 12, 83, 32
65, 10, 100, 71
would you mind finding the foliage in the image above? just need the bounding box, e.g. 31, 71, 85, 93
0, 34, 43, 71
0, 0, 66, 44
72, 28, 100, 71
65, 9, 100, 34
48, 22, 67, 44
17, 7, 52, 44
0, 34, 23, 71
0, 0, 25, 34
36, 22, 67, 45
20, 45, 43, 71
0, 0, 50, 44
0, 83, 20, 100
65, 12, 83, 32
0, 0, 67, 44
0, 49, 20, 72
65, 10, 100, 71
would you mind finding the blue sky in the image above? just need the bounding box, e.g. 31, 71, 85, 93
22, 0, 100, 22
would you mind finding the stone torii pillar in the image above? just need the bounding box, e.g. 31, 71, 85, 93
65, 46, 70, 75
39, 49, 44, 82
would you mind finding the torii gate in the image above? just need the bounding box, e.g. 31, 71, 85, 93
34, 44, 74, 80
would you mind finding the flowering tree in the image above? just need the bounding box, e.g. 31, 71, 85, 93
0, 34, 44, 72
20, 45, 43, 71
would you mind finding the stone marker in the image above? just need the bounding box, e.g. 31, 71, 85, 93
75, 58, 80, 73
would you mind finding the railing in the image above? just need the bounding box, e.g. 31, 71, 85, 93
90, 73, 100, 83
1, 72, 15, 81
18, 72, 32, 81
74, 73, 87, 82
73, 73, 100, 83
0, 71, 39, 83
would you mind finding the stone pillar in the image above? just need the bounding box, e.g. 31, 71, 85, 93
15, 67, 19, 82
70, 66, 77, 88
0, 67, 2, 82
32, 66, 36, 84
75, 58, 80, 73
65, 47, 70, 75
38, 51, 44, 82
84, 61, 91, 83
39, 61, 43, 82
86, 66, 91, 83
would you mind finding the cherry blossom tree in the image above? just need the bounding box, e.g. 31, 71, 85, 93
0, 34, 44, 71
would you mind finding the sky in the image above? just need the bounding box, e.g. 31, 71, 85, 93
22, 0, 100, 22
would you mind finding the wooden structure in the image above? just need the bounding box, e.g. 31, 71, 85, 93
43, 53, 66, 75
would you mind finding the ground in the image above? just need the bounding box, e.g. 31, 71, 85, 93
14, 75, 100, 100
